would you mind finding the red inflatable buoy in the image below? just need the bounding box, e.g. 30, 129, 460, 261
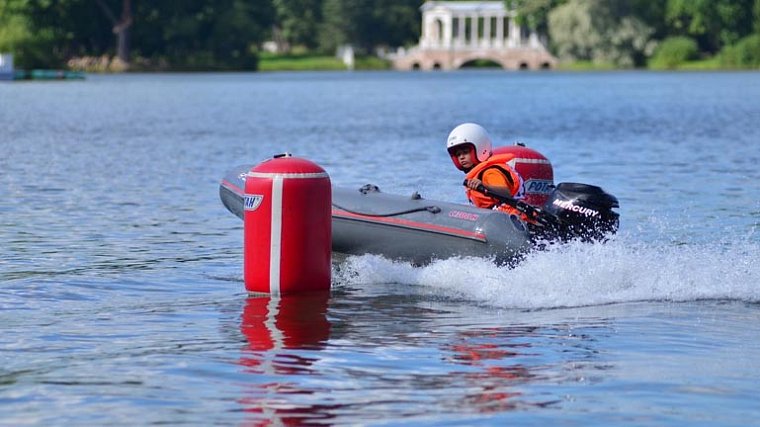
492, 144, 554, 207
244, 154, 331, 295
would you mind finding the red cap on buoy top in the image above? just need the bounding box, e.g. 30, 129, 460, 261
492, 144, 554, 207
244, 154, 332, 296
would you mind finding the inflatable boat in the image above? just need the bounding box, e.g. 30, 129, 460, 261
219, 162, 620, 266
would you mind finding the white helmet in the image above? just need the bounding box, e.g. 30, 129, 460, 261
446, 123, 493, 170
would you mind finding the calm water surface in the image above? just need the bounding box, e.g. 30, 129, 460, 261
1, 71, 759, 425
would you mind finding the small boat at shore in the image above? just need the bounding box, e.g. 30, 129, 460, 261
13, 69, 86, 80
219, 164, 620, 266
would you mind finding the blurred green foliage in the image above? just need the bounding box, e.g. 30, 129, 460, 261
720, 34, 760, 68
547, 0, 656, 67
1, 0, 758, 71
648, 36, 699, 69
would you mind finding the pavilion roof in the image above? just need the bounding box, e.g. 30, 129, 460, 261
421, 1, 507, 13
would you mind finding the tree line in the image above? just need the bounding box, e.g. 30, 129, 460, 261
523, 0, 760, 68
0, 0, 420, 70
1, 0, 759, 70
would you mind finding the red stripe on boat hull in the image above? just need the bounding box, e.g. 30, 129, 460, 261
333, 209, 486, 242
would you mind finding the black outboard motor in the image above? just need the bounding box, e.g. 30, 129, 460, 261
541, 183, 619, 242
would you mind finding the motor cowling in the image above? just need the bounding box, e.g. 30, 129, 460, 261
542, 183, 619, 241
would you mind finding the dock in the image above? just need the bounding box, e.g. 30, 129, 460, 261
1, 53, 85, 81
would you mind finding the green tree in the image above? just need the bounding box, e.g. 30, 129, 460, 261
130, 0, 274, 69
374, 1, 420, 49
273, 0, 323, 50
648, 35, 698, 69
319, 0, 419, 54
720, 34, 760, 68
318, 0, 345, 52
95, 0, 133, 64
665, 0, 755, 54
8, 0, 274, 70
628, 0, 667, 39
512, 0, 566, 34
0, 0, 38, 67
548, 0, 655, 67
14, 0, 116, 68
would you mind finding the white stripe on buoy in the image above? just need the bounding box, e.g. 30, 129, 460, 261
507, 157, 552, 168
269, 175, 284, 296
248, 171, 329, 179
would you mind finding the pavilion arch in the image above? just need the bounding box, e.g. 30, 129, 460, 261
453, 54, 506, 70
459, 58, 502, 69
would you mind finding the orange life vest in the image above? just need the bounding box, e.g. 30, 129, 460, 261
464, 154, 526, 218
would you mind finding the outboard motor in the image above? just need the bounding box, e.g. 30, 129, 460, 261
541, 183, 619, 241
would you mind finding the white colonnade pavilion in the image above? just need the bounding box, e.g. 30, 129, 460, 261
419, 1, 538, 50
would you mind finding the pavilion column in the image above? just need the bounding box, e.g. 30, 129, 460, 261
508, 17, 520, 47
483, 15, 491, 48
421, 15, 429, 48
458, 14, 466, 47
470, 14, 478, 47
495, 14, 504, 47
529, 32, 539, 48
443, 14, 453, 48
419, 17, 424, 47
432, 18, 440, 47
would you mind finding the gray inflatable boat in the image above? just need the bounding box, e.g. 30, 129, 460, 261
220, 165, 619, 266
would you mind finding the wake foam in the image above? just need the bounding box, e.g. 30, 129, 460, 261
333, 236, 760, 310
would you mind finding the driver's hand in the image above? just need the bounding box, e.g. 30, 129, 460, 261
465, 178, 482, 189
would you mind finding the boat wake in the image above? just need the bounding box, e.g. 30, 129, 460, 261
333, 234, 760, 310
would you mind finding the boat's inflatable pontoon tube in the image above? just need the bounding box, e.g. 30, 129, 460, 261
220, 165, 532, 266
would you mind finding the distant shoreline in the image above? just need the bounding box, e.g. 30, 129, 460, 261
56, 54, 759, 74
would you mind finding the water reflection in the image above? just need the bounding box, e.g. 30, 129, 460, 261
234, 290, 610, 422
445, 326, 562, 412
238, 293, 339, 426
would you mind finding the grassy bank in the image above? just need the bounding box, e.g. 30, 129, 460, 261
60, 53, 754, 73
556, 60, 618, 71
257, 52, 390, 71
556, 58, 755, 71
653, 57, 723, 71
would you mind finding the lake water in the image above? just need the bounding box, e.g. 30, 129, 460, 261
1, 70, 759, 425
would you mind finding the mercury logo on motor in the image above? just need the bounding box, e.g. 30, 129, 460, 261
552, 199, 600, 217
